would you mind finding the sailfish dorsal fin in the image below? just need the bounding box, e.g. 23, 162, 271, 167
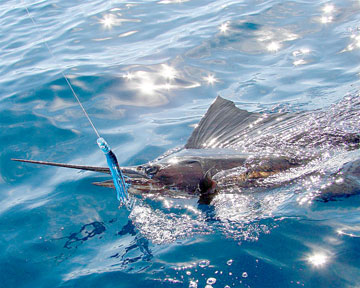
185, 96, 262, 149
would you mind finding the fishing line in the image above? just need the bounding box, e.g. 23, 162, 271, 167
23, 5, 100, 139
22, 2, 131, 207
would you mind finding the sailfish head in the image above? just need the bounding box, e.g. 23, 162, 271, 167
111, 159, 217, 203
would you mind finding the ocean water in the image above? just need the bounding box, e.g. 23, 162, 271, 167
1, 0, 360, 287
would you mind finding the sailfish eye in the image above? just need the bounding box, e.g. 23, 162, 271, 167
145, 165, 159, 176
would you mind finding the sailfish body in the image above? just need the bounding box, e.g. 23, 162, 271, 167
12, 96, 360, 203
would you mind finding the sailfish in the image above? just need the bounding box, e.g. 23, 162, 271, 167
12, 96, 360, 203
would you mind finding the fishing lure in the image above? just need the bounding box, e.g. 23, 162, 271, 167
97, 137, 130, 207
23, 4, 132, 208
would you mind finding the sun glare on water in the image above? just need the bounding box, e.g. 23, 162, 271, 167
323, 4, 335, 14
267, 41, 281, 52
320, 3, 335, 24
160, 64, 177, 80
219, 22, 229, 33
100, 14, 116, 29
204, 74, 218, 85
307, 252, 329, 267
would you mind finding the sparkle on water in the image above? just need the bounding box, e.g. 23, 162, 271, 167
322, 4, 335, 14
293, 59, 306, 66
100, 14, 116, 29
160, 64, 177, 80
123, 71, 134, 80
219, 22, 229, 33
321, 15, 333, 24
204, 74, 218, 85
267, 41, 281, 52
319, 4, 335, 24
307, 252, 329, 267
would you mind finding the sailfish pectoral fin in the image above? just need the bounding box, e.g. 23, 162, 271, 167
198, 171, 218, 205
11, 158, 110, 174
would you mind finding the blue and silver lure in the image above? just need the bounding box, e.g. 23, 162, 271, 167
97, 137, 130, 207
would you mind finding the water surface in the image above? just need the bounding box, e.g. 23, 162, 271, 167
1, 0, 360, 287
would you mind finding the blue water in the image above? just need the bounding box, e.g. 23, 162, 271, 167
1, 0, 360, 287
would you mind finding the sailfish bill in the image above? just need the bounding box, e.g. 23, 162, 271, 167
11, 158, 110, 174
